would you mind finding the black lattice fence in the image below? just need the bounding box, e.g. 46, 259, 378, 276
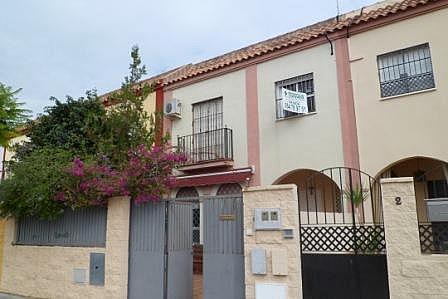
300, 225, 386, 254
419, 222, 448, 254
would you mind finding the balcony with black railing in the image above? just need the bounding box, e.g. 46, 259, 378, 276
177, 128, 233, 169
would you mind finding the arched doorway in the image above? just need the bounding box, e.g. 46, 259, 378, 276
276, 167, 389, 299
377, 156, 448, 223
378, 156, 448, 254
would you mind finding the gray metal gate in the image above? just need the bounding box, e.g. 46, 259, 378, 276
203, 196, 245, 299
128, 200, 193, 299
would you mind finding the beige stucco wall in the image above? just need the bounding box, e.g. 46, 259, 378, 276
381, 177, 448, 298
169, 70, 248, 169
0, 197, 130, 298
4, 135, 28, 162
349, 7, 448, 177
143, 91, 156, 116
257, 43, 344, 185
243, 184, 302, 299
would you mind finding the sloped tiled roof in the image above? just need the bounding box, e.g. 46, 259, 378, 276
160, 0, 440, 85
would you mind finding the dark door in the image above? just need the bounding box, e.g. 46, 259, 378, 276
301, 254, 389, 299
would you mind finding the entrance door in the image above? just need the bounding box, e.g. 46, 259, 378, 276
302, 254, 389, 299
167, 201, 193, 299
298, 167, 390, 299
128, 201, 165, 299
128, 201, 193, 299
202, 196, 245, 299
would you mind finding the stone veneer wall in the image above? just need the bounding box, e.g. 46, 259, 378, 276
243, 184, 302, 299
381, 177, 448, 299
0, 197, 130, 299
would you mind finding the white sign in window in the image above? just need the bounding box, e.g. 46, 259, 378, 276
281, 88, 308, 114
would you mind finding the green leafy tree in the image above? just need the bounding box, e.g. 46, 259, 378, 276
0, 46, 177, 219
0, 83, 30, 147
15, 91, 105, 161
0, 147, 73, 219
98, 45, 158, 167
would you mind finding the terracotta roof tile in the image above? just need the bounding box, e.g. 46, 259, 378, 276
159, 0, 440, 85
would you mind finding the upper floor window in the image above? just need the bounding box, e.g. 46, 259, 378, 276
377, 43, 435, 98
275, 73, 315, 119
192, 97, 223, 133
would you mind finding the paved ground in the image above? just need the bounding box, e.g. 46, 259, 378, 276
193, 274, 203, 299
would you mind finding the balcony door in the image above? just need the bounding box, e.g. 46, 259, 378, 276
192, 98, 223, 162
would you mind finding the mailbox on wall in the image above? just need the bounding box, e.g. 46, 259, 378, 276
254, 208, 281, 230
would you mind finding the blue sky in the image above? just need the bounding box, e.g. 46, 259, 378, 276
1, 0, 378, 115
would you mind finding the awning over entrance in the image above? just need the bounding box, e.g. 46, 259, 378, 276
174, 167, 253, 187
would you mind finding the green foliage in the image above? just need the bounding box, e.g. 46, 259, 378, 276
0, 83, 30, 147
343, 184, 368, 206
0, 147, 72, 219
20, 91, 105, 160
98, 46, 156, 167
0, 46, 174, 220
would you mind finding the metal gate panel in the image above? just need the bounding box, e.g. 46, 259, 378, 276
203, 196, 244, 299
302, 254, 389, 299
167, 202, 193, 299
128, 201, 165, 299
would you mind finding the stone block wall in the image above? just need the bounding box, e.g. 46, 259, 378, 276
381, 177, 448, 299
0, 197, 130, 298
243, 184, 302, 299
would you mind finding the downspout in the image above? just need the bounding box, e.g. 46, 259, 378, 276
325, 34, 334, 56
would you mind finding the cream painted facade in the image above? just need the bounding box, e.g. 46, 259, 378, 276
169, 70, 249, 170
349, 7, 448, 177
168, 44, 345, 188
257, 44, 344, 185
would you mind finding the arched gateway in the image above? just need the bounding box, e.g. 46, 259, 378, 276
276, 167, 390, 299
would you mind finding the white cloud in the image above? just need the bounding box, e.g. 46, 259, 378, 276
0, 0, 377, 115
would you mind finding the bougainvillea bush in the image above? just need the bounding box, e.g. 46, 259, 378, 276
61, 145, 185, 209
0, 46, 180, 219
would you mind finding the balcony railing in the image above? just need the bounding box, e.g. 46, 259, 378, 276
177, 128, 233, 166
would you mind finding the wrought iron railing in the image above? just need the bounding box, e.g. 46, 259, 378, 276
177, 128, 233, 166
419, 222, 448, 254
298, 167, 386, 255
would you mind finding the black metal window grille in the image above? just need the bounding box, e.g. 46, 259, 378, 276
275, 73, 315, 119
176, 187, 201, 244
377, 43, 435, 98
16, 207, 107, 247
427, 180, 448, 199
192, 208, 200, 244
192, 98, 223, 133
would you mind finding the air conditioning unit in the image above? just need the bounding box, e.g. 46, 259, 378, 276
164, 98, 182, 119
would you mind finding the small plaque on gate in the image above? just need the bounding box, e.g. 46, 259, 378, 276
219, 214, 236, 221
